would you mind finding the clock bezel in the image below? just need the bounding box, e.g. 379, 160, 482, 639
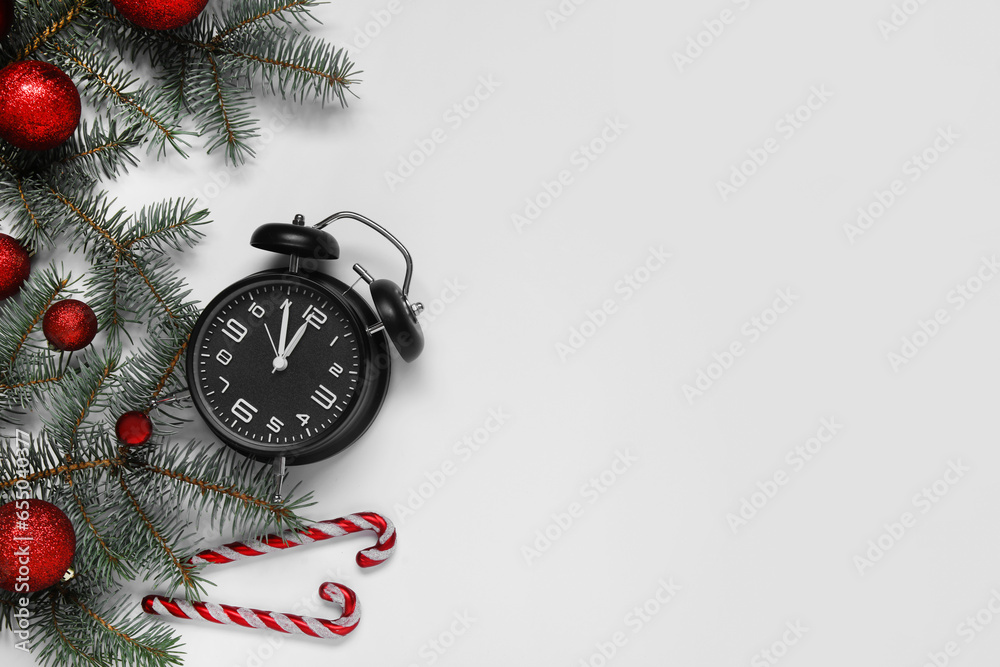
185, 269, 392, 466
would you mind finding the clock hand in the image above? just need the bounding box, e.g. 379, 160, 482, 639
277, 299, 290, 357
264, 323, 279, 357
271, 322, 308, 373
282, 322, 310, 359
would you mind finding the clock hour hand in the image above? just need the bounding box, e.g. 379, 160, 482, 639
272, 322, 309, 372
282, 322, 309, 359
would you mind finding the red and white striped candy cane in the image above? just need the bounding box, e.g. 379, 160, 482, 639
142, 582, 359, 639
187, 512, 396, 569
141, 512, 395, 639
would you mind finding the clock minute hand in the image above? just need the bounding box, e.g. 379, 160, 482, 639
277, 300, 290, 356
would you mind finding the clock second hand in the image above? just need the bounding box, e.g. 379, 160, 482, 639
264, 323, 279, 357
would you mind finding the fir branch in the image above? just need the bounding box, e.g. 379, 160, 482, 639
116, 474, 202, 595
0, 267, 73, 369
10, 0, 94, 63
144, 440, 313, 538
47, 40, 190, 156
52, 120, 144, 184
66, 482, 125, 572
210, 0, 317, 41
48, 186, 128, 256
109, 323, 191, 426
39, 351, 119, 448
63, 587, 183, 667
121, 200, 209, 253
0, 456, 120, 490
36, 594, 101, 667
219, 32, 359, 106
13, 177, 51, 245
197, 51, 258, 163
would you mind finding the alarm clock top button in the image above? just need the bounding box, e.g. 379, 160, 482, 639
250, 223, 340, 261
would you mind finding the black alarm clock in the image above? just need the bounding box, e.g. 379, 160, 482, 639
186, 212, 424, 487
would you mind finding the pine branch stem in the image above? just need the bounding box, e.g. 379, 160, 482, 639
66, 481, 121, 567
212, 0, 313, 41
49, 42, 179, 144
143, 463, 289, 517
6, 277, 70, 367
70, 358, 115, 445
14, 0, 92, 62
0, 457, 123, 489
205, 53, 237, 147
147, 335, 189, 406
117, 476, 195, 590
48, 595, 100, 666
64, 588, 172, 658
0, 374, 63, 390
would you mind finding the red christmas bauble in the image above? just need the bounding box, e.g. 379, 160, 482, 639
0, 0, 14, 41
43, 299, 98, 351
0, 499, 76, 592
0, 61, 81, 151
111, 0, 208, 30
0, 234, 30, 300
116, 411, 153, 445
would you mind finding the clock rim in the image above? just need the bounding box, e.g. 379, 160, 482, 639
185, 269, 392, 466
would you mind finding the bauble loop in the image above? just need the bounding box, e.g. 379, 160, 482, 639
0, 234, 30, 300
43, 299, 98, 351
0, 60, 81, 151
0, 499, 77, 592
116, 411, 153, 446
111, 0, 209, 31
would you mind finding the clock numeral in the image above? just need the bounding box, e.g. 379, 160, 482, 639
329, 362, 344, 378
310, 384, 338, 410
302, 305, 328, 329
223, 319, 248, 343
248, 302, 266, 318
296, 413, 311, 426
231, 398, 258, 423
216, 349, 233, 366
219, 377, 230, 394
266, 416, 284, 433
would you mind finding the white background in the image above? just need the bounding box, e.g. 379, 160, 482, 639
9, 0, 1000, 665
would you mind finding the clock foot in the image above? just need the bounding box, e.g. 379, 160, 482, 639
271, 456, 286, 504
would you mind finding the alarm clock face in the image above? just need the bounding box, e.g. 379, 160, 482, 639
187, 271, 391, 465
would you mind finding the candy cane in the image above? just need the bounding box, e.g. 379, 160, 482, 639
187, 512, 396, 568
141, 512, 395, 639
142, 582, 359, 639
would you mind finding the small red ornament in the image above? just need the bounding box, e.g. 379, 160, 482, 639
0, 60, 81, 151
0, 234, 30, 300
43, 299, 98, 351
0, 0, 14, 41
0, 499, 76, 592
116, 411, 153, 445
111, 0, 208, 30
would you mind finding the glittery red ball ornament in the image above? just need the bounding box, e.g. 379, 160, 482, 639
0, 499, 76, 592
0, 234, 30, 300
0, 61, 81, 151
116, 411, 153, 445
0, 0, 14, 42
43, 299, 98, 351
111, 0, 208, 30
